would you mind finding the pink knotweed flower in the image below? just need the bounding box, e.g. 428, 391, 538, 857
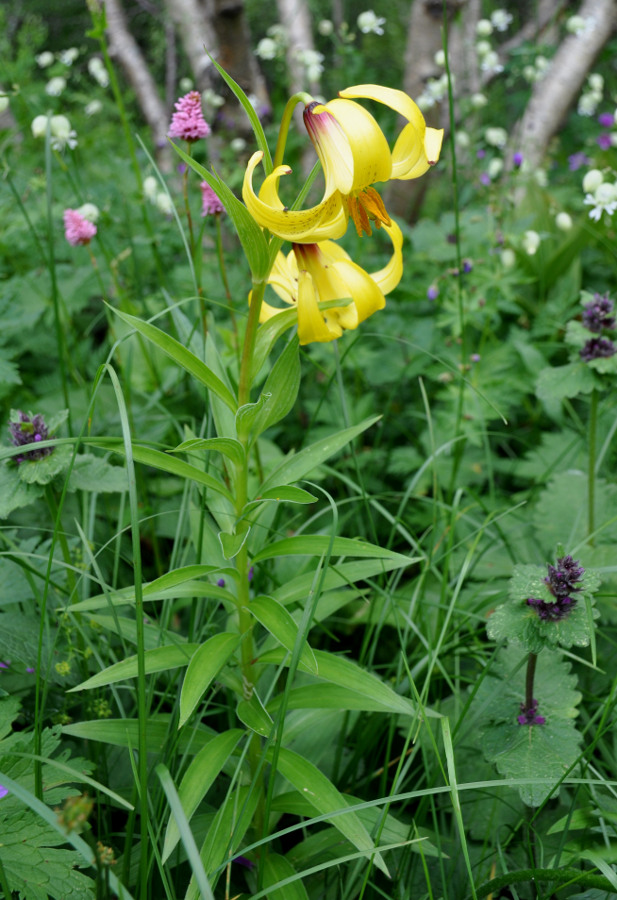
200, 181, 224, 216
168, 91, 210, 142
63, 209, 97, 246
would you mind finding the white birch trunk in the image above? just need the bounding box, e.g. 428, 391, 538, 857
162, 0, 219, 90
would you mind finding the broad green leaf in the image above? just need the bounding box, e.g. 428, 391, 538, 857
170, 437, 245, 468
249, 595, 317, 675
62, 717, 215, 753
86, 614, 187, 650
162, 729, 244, 862
69, 643, 199, 691
236, 688, 274, 736
260, 416, 380, 493
536, 363, 595, 402
262, 852, 309, 900
189, 785, 259, 890
68, 453, 128, 492
111, 309, 237, 411
252, 485, 318, 504
273, 558, 421, 606
219, 527, 250, 560
69, 564, 235, 613
259, 648, 420, 717
269, 746, 388, 876
93, 440, 234, 502
17, 444, 72, 485
267, 683, 413, 714
179, 633, 240, 727
253, 535, 413, 565
171, 144, 270, 281
252, 309, 299, 380
239, 337, 300, 443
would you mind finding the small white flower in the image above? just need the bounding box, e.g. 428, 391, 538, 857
566, 15, 596, 37
143, 176, 158, 201
230, 137, 247, 153
318, 19, 333, 36
588, 73, 604, 92
255, 37, 278, 60
31, 114, 50, 138
357, 10, 386, 35
488, 158, 503, 179
475, 40, 491, 58
455, 130, 470, 149
267, 24, 287, 43
523, 230, 541, 255
156, 192, 174, 215
36, 51, 54, 68
476, 19, 493, 36
85, 99, 102, 116
584, 182, 617, 221
434, 49, 446, 67
58, 47, 79, 66
480, 50, 503, 74
296, 48, 324, 81
49, 114, 78, 150
179, 77, 193, 93
555, 212, 573, 231
416, 93, 435, 112
535, 56, 549, 73
582, 169, 604, 193
45, 76, 66, 97
523, 65, 538, 83
610, 133, 617, 148
485, 127, 507, 149
77, 202, 100, 223
578, 92, 600, 117
470, 93, 487, 109
427, 77, 446, 101
501, 248, 516, 268
88, 57, 109, 87
202, 88, 224, 109
490, 9, 513, 32
534, 168, 548, 187
0, 95, 9, 115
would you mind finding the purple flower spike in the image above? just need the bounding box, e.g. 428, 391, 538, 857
545, 555, 585, 597
168, 91, 210, 142
568, 152, 591, 171
597, 134, 612, 151
512, 151, 523, 167
581, 336, 616, 361
427, 285, 439, 301
233, 855, 254, 870
247, 566, 254, 582
582, 292, 615, 333
518, 699, 546, 726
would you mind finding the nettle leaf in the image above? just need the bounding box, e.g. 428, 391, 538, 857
68, 453, 128, 492
16, 444, 72, 486
564, 319, 592, 349
533, 472, 617, 551
0, 465, 44, 518
588, 353, 617, 375
536, 363, 595, 402
0, 612, 66, 683
488, 563, 600, 652
476, 647, 582, 807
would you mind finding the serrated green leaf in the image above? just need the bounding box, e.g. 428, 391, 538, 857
70, 643, 199, 691
161, 729, 244, 863
268, 746, 388, 876
533, 472, 617, 551
250, 595, 317, 674
179, 633, 240, 727
258, 648, 420, 716
253, 534, 413, 565
260, 416, 381, 493
68, 453, 129, 492
536, 363, 595, 402
111, 309, 237, 411
17, 444, 72, 485
237, 688, 274, 735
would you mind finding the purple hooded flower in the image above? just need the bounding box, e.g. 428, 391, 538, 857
582, 292, 615, 333
568, 152, 591, 172
517, 699, 545, 726
580, 336, 616, 361
527, 555, 585, 621
8, 412, 54, 464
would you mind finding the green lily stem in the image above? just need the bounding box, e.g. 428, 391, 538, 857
273, 91, 314, 169
588, 387, 598, 544
238, 281, 266, 407
525, 652, 538, 712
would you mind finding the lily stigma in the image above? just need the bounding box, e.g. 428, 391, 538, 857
255, 219, 403, 344
243, 84, 443, 242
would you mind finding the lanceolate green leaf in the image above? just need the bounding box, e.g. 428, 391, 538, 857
249, 595, 318, 674
252, 535, 414, 565
238, 337, 300, 443
179, 633, 241, 727
62, 717, 214, 753
236, 689, 274, 736
69, 643, 199, 691
260, 416, 381, 493
268, 746, 389, 876
170, 437, 245, 468
111, 308, 237, 411
161, 729, 244, 863
93, 440, 234, 503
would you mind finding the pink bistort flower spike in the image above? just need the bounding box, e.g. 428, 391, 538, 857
168, 91, 210, 142
200, 181, 224, 216
63, 209, 97, 246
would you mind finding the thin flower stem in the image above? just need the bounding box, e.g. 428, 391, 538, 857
238, 281, 266, 407
182, 143, 196, 257
525, 652, 538, 712
273, 91, 313, 168
588, 387, 598, 544
215, 213, 239, 355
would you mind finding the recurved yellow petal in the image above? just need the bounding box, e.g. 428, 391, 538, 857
370, 220, 403, 294
296, 271, 338, 344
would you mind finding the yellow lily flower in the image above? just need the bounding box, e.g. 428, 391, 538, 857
243, 84, 442, 243
257, 219, 403, 345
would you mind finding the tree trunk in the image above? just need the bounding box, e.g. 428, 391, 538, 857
105, 0, 172, 170
162, 0, 219, 92
275, 0, 321, 96
512, 0, 617, 171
